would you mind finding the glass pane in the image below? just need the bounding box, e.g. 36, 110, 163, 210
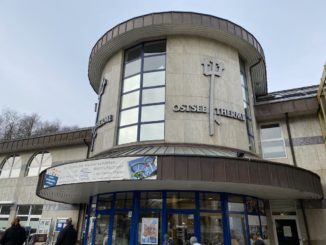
125, 46, 141, 62
260, 216, 269, 241
262, 140, 286, 158
97, 194, 113, 210
167, 213, 195, 245
200, 213, 224, 245
115, 192, 133, 209
246, 198, 259, 214
143, 71, 165, 87
18, 205, 30, 215
138, 212, 160, 245
199, 193, 221, 210
142, 87, 165, 104
30, 217, 40, 231
112, 212, 131, 245
119, 108, 139, 126
248, 215, 260, 242
0, 218, 9, 230
228, 196, 244, 212
94, 214, 110, 245
140, 123, 164, 141
141, 105, 165, 122
144, 55, 165, 71
121, 91, 139, 109
229, 214, 249, 245
10, 156, 22, 178
144, 41, 166, 56
258, 200, 265, 215
118, 126, 138, 145
125, 59, 141, 77
31, 205, 43, 215
41, 152, 52, 169
28, 167, 39, 177
0, 205, 11, 215
140, 192, 162, 209
123, 74, 140, 93
261, 125, 282, 140
0, 157, 13, 178
166, 192, 195, 209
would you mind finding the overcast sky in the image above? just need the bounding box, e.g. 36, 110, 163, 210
1, 0, 325, 127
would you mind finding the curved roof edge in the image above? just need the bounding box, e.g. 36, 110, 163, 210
88, 11, 267, 96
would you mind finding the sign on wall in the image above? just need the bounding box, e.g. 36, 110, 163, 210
43, 156, 157, 188
141, 218, 159, 245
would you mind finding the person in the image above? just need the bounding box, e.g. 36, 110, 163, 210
189, 236, 201, 245
251, 233, 265, 245
0, 217, 27, 245
55, 218, 77, 245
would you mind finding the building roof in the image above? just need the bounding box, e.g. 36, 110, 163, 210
0, 128, 92, 154
88, 11, 267, 96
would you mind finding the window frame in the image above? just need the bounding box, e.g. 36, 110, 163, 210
117, 40, 166, 145
16, 205, 43, 233
25, 151, 52, 177
0, 155, 22, 179
260, 123, 287, 159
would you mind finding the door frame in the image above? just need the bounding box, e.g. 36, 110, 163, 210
166, 209, 199, 244
272, 215, 303, 245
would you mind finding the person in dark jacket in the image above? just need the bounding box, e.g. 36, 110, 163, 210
55, 218, 77, 245
0, 217, 27, 245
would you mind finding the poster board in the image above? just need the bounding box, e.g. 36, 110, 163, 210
140, 218, 159, 244
37, 218, 52, 235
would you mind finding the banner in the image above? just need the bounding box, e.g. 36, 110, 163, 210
141, 218, 159, 244
43, 156, 157, 188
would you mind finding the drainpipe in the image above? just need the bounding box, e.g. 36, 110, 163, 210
285, 112, 311, 245
83, 138, 91, 159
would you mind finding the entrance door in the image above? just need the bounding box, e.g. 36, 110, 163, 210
94, 213, 110, 245
275, 219, 300, 245
167, 213, 195, 245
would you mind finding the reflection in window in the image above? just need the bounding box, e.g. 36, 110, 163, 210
112, 212, 131, 245
260, 124, 286, 159
229, 214, 249, 245
240, 60, 255, 152
166, 192, 195, 209
118, 40, 166, 145
0, 155, 22, 178
26, 152, 52, 177
200, 213, 223, 245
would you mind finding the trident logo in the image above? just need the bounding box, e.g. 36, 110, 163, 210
202, 58, 224, 136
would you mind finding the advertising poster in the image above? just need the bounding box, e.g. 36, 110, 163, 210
43, 156, 157, 188
141, 218, 159, 244
37, 218, 52, 234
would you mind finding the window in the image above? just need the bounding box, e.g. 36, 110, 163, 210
240, 60, 255, 152
0, 205, 11, 229
17, 205, 43, 233
118, 40, 166, 145
260, 124, 286, 159
0, 155, 22, 178
26, 151, 52, 177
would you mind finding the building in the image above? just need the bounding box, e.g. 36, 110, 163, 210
1, 11, 326, 245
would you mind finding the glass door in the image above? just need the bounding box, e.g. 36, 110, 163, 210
167, 212, 195, 245
94, 213, 110, 245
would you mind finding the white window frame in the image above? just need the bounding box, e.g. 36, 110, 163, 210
0, 205, 11, 229
26, 151, 52, 177
0, 155, 22, 179
16, 205, 43, 231
260, 123, 287, 159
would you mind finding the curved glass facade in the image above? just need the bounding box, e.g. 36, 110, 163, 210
84, 191, 268, 245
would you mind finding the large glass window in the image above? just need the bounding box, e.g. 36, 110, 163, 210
0, 205, 11, 230
240, 61, 255, 152
87, 191, 268, 245
26, 151, 52, 177
261, 124, 286, 159
118, 40, 166, 145
0, 155, 22, 178
16, 205, 43, 233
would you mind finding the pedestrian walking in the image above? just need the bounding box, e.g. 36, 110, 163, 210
55, 218, 77, 245
0, 217, 27, 245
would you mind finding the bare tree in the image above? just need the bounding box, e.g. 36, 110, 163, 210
0, 108, 79, 140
